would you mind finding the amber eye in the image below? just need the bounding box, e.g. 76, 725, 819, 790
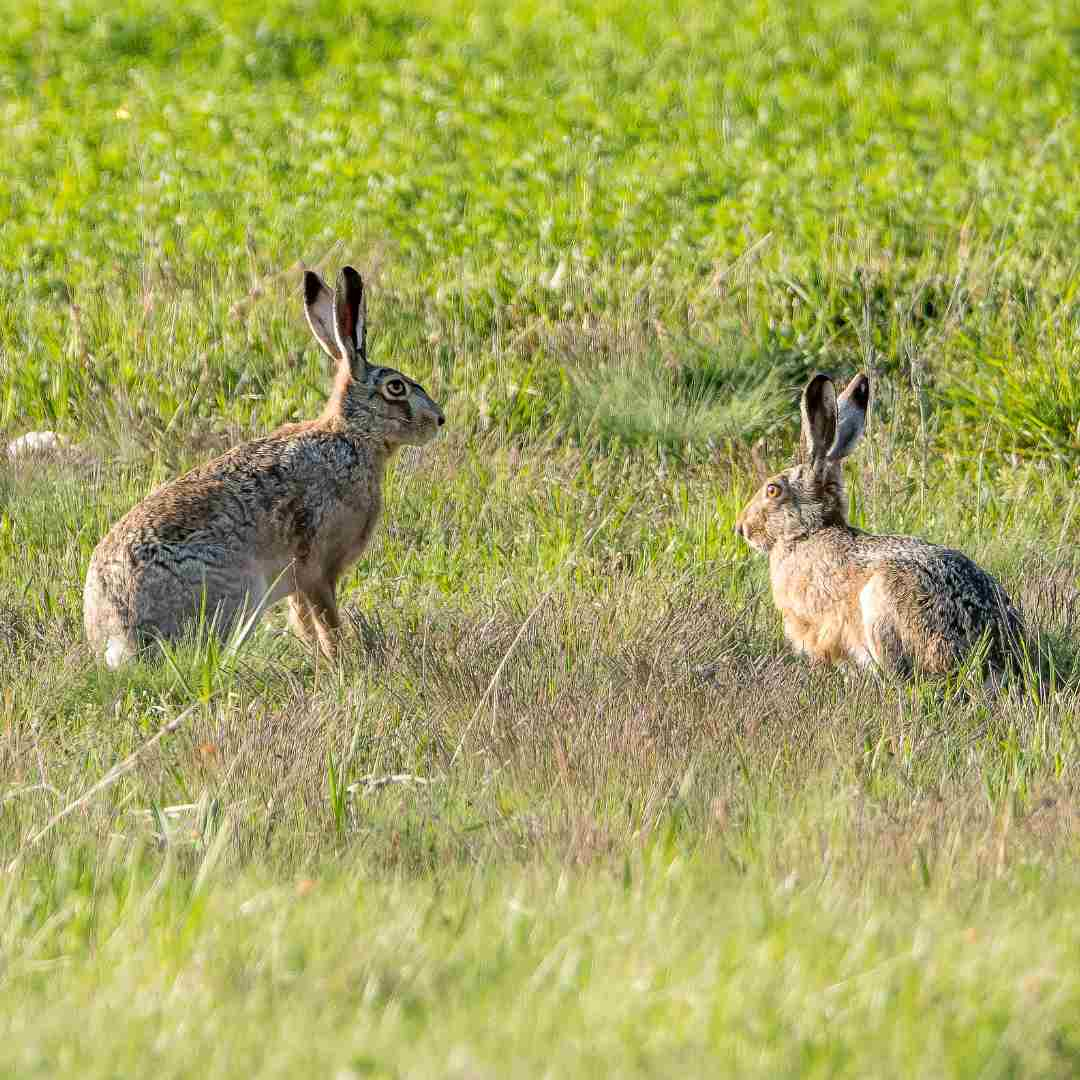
383, 377, 407, 399
765, 482, 782, 499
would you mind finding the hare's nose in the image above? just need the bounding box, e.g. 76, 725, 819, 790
734, 521, 744, 540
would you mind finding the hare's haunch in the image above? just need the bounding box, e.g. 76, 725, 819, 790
84, 267, 445, 666
735, 373, 1028, 681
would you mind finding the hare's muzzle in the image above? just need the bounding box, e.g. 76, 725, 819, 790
733, 514, 762, 551
416, 400, 445, 432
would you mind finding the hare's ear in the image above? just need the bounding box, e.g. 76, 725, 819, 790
303, 271, 341, 363
333, 266, 367, 377
750, 437, 770, 483
828, 373, 870, 461
799, 373, 837, 466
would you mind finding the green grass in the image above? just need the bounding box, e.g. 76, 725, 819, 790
2, 0, 1080, 1074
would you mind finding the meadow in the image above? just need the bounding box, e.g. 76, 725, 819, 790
2, 0, 1080, 1074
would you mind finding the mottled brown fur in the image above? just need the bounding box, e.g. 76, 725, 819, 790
735, 373, 1028, 680
84, 267, 444, 666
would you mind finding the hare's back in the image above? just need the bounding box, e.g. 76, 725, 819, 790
98, 471, 263, 558
100, 430, 358, 551
867, 535, 1023, 654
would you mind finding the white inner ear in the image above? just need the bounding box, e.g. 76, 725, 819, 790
828, 402, 868, 461
332, 318, 356, 367
304, 288, 341, 362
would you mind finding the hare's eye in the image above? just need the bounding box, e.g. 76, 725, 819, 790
765, 482, 782, 499
384, 378, 407, 399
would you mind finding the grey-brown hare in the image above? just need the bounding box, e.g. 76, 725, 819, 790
85, 266, 444, 666
735, 372, 1028, 682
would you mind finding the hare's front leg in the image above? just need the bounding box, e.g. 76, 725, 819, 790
298, 580, 341, 662
287, 589, 339, 660
288, 594, 317, 648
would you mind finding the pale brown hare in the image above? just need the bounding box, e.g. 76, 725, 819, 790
85, 266, 445, 667
734, 372, 1029, 684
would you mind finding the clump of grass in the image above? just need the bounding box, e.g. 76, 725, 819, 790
568, 351, 789, 456
943, 341, 1080, 460
556, 307, 802, 455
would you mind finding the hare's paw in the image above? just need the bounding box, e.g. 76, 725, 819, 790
288, 594, 314, 642
292, 583, 341, 663
287, 593, 338, 661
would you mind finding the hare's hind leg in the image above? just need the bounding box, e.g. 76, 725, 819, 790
149, 564, 270, 652
859, 576, 914, 678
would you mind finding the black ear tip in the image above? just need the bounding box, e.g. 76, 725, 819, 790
339, 266, 364, 294
804, 371, 836, 404
853, 374, 870, 406
303, 271, 324, 305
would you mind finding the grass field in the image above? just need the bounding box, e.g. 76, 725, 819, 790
3, 0, 1080, 1074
